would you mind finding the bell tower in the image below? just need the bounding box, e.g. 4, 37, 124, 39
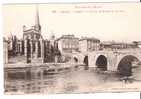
23, 5, 44, 63
23, 5, 42, 40
34, 5, 41, 33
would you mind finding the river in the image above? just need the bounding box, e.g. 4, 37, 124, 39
4, 66, 141, 94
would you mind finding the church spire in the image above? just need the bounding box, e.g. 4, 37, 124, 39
35, 5, 41, 32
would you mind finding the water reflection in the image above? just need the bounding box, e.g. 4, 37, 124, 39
4, 66, 141, 94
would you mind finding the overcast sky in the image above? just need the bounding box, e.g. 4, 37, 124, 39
3, 3, 141, 42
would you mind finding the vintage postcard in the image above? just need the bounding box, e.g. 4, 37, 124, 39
3, 3, 141, 94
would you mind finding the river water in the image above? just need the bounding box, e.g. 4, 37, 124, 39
4, 66, 141, 94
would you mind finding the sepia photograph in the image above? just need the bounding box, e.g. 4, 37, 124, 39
3, 3, 141, 94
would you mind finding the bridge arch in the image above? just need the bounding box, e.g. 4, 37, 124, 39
73, 57, 78, 63
71, 53, 86, 64
117, 55, 140, 77
95, 55, 107, 71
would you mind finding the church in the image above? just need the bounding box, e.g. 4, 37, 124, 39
7, 6, 61, 63
22, 6, 44, 63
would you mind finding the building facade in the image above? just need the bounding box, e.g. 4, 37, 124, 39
133, 41, 141, 48
79, 37, 100, 52
100, 41, 137, 50
56, 35, 79, 53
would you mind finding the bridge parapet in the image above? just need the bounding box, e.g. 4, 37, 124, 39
86, 48, 141, 71
61, 48, 141, 71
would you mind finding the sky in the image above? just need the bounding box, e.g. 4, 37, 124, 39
2, 3, 141, 42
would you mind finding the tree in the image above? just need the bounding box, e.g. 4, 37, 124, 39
12, 35, 17, 56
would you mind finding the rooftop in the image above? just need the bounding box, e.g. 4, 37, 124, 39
101, 41, 136, 45
79, 37, 100, 42
56, 34, 79, 41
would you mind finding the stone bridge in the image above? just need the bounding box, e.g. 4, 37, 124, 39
71, 49, 141, 73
